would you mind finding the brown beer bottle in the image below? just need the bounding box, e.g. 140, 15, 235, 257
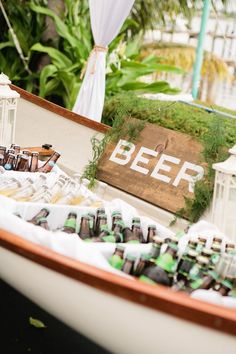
61, 212, 77, 234
122, 254, 136, 275
216, 277, 234, 296
13, 145, 21, 154
4, 153, 16, 170
196, 236, 207, 253
29, 152, 39, 172
95, 207, 105, 235
37, 217, 50, 230
15, 156, 29, 172
96, 214, 108, 235
130, 222, 143, 243
111, 211, 122, 231
0, 154, 4, 166
149, 236, 164, 259
146, 224, 157, 243
135, 254, 152, 276
123, 227, 134, 243
225, 243, 235, 255
108, 245, 125, 270
37, 151, 61, 173
78, 215, 91, 240
28, 208, 50, 225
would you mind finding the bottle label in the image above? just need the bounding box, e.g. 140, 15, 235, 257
4, 163, 12, 170
102, 235, 116, 243
127, 240, 140, 244
139, 275, 157, 285
156, 254, 176, 273
211, 254, 220, 264
189, 264, 199, 279
190, 278, 204, 290
48, 161, 55, 167
64, 219, 76, 229
108, 255, 124, 270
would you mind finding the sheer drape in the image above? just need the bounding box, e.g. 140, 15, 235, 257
72, 0, 135, 122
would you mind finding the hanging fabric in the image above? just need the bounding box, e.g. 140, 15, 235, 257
72, 0, 135, 122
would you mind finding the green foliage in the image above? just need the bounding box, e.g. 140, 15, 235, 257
180, 118, 229, 223
0, 0, 181, 109
82, 98, 146, 188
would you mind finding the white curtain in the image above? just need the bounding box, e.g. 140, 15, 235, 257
72, 0, 135, 122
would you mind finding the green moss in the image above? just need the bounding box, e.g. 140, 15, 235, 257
103, 92, 236, 147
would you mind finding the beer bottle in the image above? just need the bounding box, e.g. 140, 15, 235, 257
61, 212, 77, 234
187, 256, 209, 292
97, 225, 110, 240
210, 244, 221, 266
4, 153, 16, 170
201, 247, 213, 260
196, 236, 207, 253
108, 245, 125, 270
13, 145, 21, 154
156, 243, 178, 282
225, 242, 236, 255
102, 231, 123, 243
131, 218, 144, 243
15, 156, 29, 172
0, 146, 6, 163
146, 224, 157, 243
212, 236, 223, 247
149, 236, 164, 259
96, 214, 108, 236
37, 151, 61, 173
87, 211, 96, 237
196, 264, 219, 290
176, 249, 198, 282
95, 207, 106, 235
139, 265, 171, 286
123, 226, 135, 243
0, 153, 4, 166
122, 254, 136, 275
111, 211, 122, 231
29, 152, 39, 172
113, 220, 124, 235
132, 216, 141, 225
216, 277, 234, 296
78, 215, 91, 240
37, 217, 50, 230
130, 222, 143, 243
135, 254, 152, 277
28, 208, 50, 225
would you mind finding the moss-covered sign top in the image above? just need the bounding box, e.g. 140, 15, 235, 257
97, 121, 205, 215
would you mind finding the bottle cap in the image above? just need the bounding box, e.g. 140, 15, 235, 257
148, 224, 156, 229
153, 236, 164, 245
188, 249, 198, 258
197, 255, 209, 266
201, 248, 213, 257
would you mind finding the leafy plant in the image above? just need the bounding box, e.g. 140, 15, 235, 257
82, 98, 146, 188
178, 117, 229, 223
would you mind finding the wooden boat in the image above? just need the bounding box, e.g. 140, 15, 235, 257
0, 86, 235, 354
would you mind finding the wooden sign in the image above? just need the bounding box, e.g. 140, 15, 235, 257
96, 121, 205, 216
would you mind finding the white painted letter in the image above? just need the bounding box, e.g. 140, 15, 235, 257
151, 154, 180, 183
109, 139, 135, 166
173, 161, 204, 193
130, 147, 158, 175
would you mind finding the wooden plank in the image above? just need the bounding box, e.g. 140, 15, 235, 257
22, 146, 55, 157
97, 120, 205, 216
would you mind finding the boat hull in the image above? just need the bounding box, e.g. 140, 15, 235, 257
1, 246, 236, 354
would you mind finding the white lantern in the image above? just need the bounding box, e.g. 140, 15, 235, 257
0, 73, 20, 147
211, 145, 236, 243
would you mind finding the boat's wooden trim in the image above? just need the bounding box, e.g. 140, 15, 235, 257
11, 85, 109, 134
0, 229, 236, 336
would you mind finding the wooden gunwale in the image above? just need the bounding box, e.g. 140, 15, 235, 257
0, 228, 236, 337
11, 85, 109, 134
